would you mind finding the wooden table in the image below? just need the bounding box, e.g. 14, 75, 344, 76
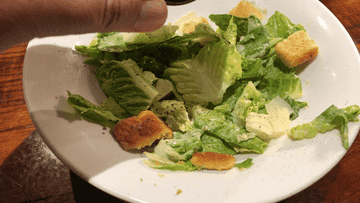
0, 0, 359, 202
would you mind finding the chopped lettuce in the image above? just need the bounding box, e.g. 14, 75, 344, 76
232, 136, 268, 154
238, 56, 303, 101
194, 109, 267, 153
260, 57, 303, 99
234, 158, 253, 170
143, 151, 199, 171
144, 151, 176, 165
265, 11, 306, 39
76, 31, 220, 78
118, 32, 220, 78
153, 79, 174, 101
283, 97, 308, 120
143, 157, 199, 171
213, 80, 245, 114
231, 81, 266, 126
151, 100, 193, 132
154, 129, 204, 162
189, 105, 211, 119
165, 40, 242, 107
193, 23, 217, 35
209, 14, 261, 41
223, 16, 238, 45
96, 59, 159, 116
67, 91, 128, 128
289, 105, 360, 149
201, 133, 236, 155
236, 22, 282, 60
194, 110, 247, 142
95, 25, 179, 52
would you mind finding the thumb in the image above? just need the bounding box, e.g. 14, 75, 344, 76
1, 0, 167, 50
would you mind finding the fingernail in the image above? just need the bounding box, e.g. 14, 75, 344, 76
135, 0, 167, 31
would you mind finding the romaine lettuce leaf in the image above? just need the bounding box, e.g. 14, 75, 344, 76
98, 95, 130, 119
153, 79, 176, 101
209, 14, 261, 40
194, 109, 267, 153
260, 57, 303, 99
240, 58, 265, 80
154, 129, 204, 162
151, 100, 193, 132
201, 133, 236, 155
136, 56, 168, 78
232, 81, 267, 126
143, 151, 199, 171
144, 151, 175, 165
214, 81, 245, 114
67, 91, 127, 128
128, 35, 204, 64
234, 158, 253, 170
143, 158, 200, 171
165, 40, 242, 107
236, 25, 283, 59
289, 105, 360, 149
189, 105, 211, 119
223, 16, 237, 45
96, 25, 179, 52
75, 44, 103, 61
193, 23, 217, 35
283, 97, 308, 120
194, 110, 247, 141
153, 140, 186, 162
96, 32, 128, 52
96, 59, 159, 116
232, 136, 268, 153
265, 11, 306, 39
75, 26, 218, 73
117, 32, 220, 77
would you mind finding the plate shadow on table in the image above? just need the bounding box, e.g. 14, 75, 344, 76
0, 130, 131, 203
0, 131, 74, 203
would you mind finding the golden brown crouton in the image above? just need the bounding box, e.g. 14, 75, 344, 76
112, 110, 173, 150
182, 17, 210, 34
275, 30, 319, 68
229, 0, 266, 20
190, 152, 236, 170
174, 11, 210, 35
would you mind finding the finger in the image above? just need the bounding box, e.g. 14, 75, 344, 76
1, 0, 168, 50
31, 0, 168, 35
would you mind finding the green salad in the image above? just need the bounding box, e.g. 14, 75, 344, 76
67, 10, 360, 171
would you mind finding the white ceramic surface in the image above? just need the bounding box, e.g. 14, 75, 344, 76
23, 0, 360, 202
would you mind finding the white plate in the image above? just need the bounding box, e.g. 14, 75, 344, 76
23, 0, 360, 202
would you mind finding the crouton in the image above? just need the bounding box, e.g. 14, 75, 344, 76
190, 152, 236, 170
229, 0, 266, 20
112, 110, 173, 150
275, 30, 319, 68
174, 11, 210, 34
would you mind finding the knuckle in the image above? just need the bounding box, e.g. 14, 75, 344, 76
97, 0, 140, 32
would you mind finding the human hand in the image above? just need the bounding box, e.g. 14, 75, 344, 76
0, 0, 168, 52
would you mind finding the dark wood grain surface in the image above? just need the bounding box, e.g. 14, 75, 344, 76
1, 0, 359, 202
